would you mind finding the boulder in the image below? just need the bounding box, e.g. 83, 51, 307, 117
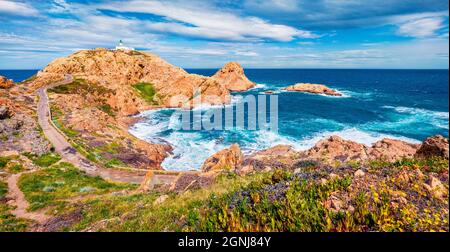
0, 105, 12, 120
423, 176, 447, 198
368, 138, 420, 162
415, 135, 449, 160
212, 62, 256, 92
239, 145, 298, 174
301, 136, 369, 163
201, 144, 243, 172
354, 169, 366, 177
284, 83, 342, 96
0, 76, 14, 89
169, 173, 215, 192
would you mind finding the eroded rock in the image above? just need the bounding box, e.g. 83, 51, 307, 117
369, 138, 420, 162
415, 135, 449, 160
212, 62, 256, 92
284, 83, 342, 96
201, 144, 243, 172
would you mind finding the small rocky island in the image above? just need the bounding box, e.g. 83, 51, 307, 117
284, 83, 342, 96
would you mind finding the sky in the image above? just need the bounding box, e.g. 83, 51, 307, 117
0, 0, 449, 69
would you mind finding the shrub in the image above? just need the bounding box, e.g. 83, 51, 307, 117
132, 82, 157, 104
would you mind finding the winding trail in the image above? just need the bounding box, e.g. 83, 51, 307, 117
7, 171, 50, 224
36, 76, 149, 184
36, 76, 180, 185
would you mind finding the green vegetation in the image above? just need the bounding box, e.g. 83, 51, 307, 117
127, 50, 144, 56
17, 74, 37, 85
132, 82, 157, 104
24, 152, 61, 167
105, 158, 125, 168
18, 162, 135, 211
393, 156, 449, 173
48, 78, 113, 97
97, 104, 116, 117
0, 156, 10, 168
0, 156, 25, 173
0, 180, 30, 232
50, 105, 79, 137
49, 105, 128, 169
58, 172, 270, 231
188, 172, 353, 232
48, 156, 448, 232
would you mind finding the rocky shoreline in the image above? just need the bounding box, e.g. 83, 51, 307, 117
1, 50, 448, 232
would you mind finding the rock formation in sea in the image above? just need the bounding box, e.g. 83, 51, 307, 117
212, 62, 256, 92
284, 83, 342, 96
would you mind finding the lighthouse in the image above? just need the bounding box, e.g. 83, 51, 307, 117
115, 40, 134, 51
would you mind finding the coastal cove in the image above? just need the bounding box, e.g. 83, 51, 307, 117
2, 69, 449, 171
129, 69, 449, 171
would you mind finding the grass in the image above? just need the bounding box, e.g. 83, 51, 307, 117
18, 162, 136, 211
105, 158, 126, 168
48, 78, 113, 97
24, 152, 61, 167
50, 105, 79, 137
58, 172, 271, 231
17, 74, 37, 85
393, 156, 449, 174
187, 171, 353, 232
97, 104, 116, 117
55, 155, 448, 232
49, 106, 129, 169
0, 180, 30, 232
0, 156, 24, 173
132, 82, 157, 105
0, 156, 10, 169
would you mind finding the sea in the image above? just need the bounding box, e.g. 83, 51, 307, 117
2, 69, 449, 171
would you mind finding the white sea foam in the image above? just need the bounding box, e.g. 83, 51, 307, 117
383, 106, 449, 129
253, 83, 267, 89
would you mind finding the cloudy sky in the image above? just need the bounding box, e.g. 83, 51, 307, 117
0, 0, 448, 69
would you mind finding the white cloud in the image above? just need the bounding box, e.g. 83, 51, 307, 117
100, 0, 314, 42
0, 0, 38, 16
397, 17, 446, 38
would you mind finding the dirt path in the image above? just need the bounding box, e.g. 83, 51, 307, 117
7, 171, 50, 224
36, 76, 178, 185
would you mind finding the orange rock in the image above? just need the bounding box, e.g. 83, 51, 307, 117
301, 136, 369, 163
34, 49, 252, 113
212, 62, 256, 92
0, 76, 14, 89
415, 135, 449, 160
201, 144, 243, 172
369, 138, 420, 162
284, 83, 342, 96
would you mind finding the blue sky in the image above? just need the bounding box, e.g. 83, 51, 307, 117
0, 0, 448, 69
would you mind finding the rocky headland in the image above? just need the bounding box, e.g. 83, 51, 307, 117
25, 48, 256, 171
284, 83, 342, 96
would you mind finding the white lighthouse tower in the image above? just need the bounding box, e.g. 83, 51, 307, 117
115, 40, 134, 51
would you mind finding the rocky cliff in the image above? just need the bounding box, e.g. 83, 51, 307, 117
212, 62, 256, 92
34, 49, 255, 114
